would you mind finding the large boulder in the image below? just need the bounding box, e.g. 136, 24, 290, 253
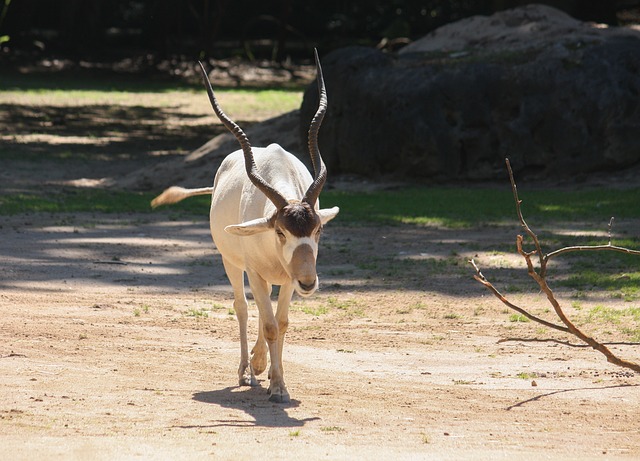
300, 4, 640, 180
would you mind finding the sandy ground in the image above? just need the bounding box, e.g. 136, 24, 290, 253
1, 210, 638, 461
1, 34, 638, 457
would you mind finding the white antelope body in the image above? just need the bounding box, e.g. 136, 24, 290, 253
152, 51, 338, 403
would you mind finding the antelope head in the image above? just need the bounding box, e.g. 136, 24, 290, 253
199, 50, 339, 296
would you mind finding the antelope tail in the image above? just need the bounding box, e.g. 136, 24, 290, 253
151, 186, 213, 208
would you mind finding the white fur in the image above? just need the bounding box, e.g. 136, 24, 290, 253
282, 236, 317, 264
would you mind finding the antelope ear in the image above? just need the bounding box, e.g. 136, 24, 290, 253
225, 217, 272, 236
318, 206, 339, 225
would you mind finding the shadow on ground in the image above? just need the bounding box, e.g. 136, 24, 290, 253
188, 386, 316, 428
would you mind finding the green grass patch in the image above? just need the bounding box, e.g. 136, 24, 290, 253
227, 89, 302, 114
0, 73, 303, 134
0, 87, 302, 124
586, 305, 640, 324
324, 296, 365, 317
0, 190, 152, 214
516, 372, 538, 380
294, 303, 329, 316
321, 426, 345, 433
321, 187, 640, 228
0, 69, 307, 93
621, 327, 640, 342
509, 314, 530, 323
560, 270, 640, 301
3, 187, 640, 231
2, 85, 296, 108
580, 305, 640, 341
0, 71, 199, 93
0, 189, 209, 215
184, 307, 210, 318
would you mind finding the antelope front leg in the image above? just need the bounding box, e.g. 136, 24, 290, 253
222, 259, 256, 387
273, 282, 293, 381
247, 271, 290, 403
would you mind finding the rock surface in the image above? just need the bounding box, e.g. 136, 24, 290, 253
300, 4, 640, 180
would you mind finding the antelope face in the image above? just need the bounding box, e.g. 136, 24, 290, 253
225, 202, 339, 296
275, 202, 323, 296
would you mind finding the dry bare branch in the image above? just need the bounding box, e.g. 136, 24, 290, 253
470, 259, 568, 333
471, 158, 640, 373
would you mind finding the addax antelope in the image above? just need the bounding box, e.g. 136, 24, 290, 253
151, 50, 339, 403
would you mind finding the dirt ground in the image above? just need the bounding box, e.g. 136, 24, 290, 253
1, 62, 639, 460
1, 204, 639, 460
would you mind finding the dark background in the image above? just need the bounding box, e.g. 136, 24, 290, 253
1, 0, 639, 65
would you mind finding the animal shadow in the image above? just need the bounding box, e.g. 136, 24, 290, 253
189, 385, 319, 428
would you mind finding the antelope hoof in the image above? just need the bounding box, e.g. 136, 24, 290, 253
268, 383, 290, 403
268, 389, 290, 404
238, 365, 258, 387
239, 375, 258, 387
251, 348, 268, 376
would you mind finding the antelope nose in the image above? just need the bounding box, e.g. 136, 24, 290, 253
298, 280, 316, 292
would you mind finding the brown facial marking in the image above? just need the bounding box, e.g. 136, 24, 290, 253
278, 202, 320, 238
291, 243, 317, 286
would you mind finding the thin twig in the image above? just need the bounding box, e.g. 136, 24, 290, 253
93, 260, 128, 265
506, 158, 545, 273
499, 337, 640, 347
608, 217, 614, 246
546, 244, 640, 261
